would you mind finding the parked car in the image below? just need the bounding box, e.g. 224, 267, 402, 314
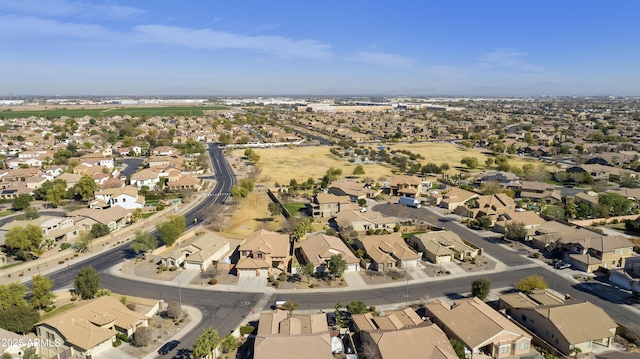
158, 340, 180, 355
555, 261, 571, 269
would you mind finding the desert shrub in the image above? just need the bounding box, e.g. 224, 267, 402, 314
239, 324, 255, 336
133, 327, 151, 347
166, 301, 182, 319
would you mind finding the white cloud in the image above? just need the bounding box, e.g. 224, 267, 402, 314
131, 25, 332, 59
0, 0, 145, 19
350, 51, 416, 68
0, 15, 332, 59
479, 48, 542, 72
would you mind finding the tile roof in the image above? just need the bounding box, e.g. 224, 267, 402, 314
299, 233, 359, 266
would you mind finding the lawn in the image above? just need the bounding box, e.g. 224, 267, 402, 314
284, 202, 307, 216
0, 209, 15, 218
238, 143, 551, 186
40, 303, 75, 321
0, 106, 228, 119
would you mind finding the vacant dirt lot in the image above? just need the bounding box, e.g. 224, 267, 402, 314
234, 143, 549, 187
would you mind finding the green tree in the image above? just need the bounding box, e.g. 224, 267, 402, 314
11, 194, 32, 211
353, 165, 365, 175
515, 275, 548, 293
193, 327, 221, 359
4, 224, 44, 256
24, 206, 40, 220
156, 215, 186, 246
450, 338, 466, 359
74, 266, 100, 299
74, 231, 93, 253
244, 148, 260, 163
475, 216, 493, 229
89, 223, 111, 238
45, 181, 67, 207
219, 335, 237, 353
29, 275, 56, 310
471, 278, 491, 300
460, 156, 478, 169
267, 202, 281, 218
22, 347, 41, 359
346, 300, 367, 314
598, 192, 633, 215
0, 305, 40, 334
73, 175, 98, 201
130, 231, 158, 254
1, 352, 13, 359
328, 254, 347, 278
300, 263, 316, 284
0, 283, 28, 310
504, 222, 527, 241
130, 208, 143, 223
281, 301, 300, 317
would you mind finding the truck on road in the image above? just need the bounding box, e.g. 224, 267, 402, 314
397, 196, 421, 208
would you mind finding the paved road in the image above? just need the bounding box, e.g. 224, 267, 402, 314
373, 203, 529, 266
119, 158, 145, 179
44, 143, 236, 358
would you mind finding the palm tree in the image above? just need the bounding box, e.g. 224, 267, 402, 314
192, 334, 211, 359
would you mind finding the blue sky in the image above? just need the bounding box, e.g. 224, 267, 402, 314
1, 0, 639, 96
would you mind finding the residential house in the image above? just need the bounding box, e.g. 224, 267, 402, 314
558, 235, 635, 272
477, 170, 522, 189
455, 193, 516, 221
493, 211, 546, 234
328, 180, 376, 202
92, 185, 145, 210
407, 231, 480, 264
609, 257, 640, 293
519, 181, 562, 204
298, 233, 360, 274
574, 191, 600, 208
236, 229, 291, 277
425, 297, 532, 358
152, 146, 180, 156
352, 308, 459, 359
56, 172, 83, 189
35, 296, 148, 359
389, 175, 423, 197
499, 290, 617, 356
333, 209, 398, 234
527, 222, 595, 250
130, 168, 161, 190
0, 181, 31, 199
167, 174, 201, 191
161, 230, 230, 271
307, 193, 353, 218
254, 310, 336, 359
354, 233, 420, 272
69, 207, 132, 232
439, 187, 478, 211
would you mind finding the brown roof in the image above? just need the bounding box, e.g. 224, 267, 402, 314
37, 296, 145, 351
299, 233, 359, 266
390, 175, 422, 187
239, 229, 290, 258
365, 323, 459, 359
359, 233, 420, 263
254, 311, 333, 359
533, 302, 617, 344
425, 298, 530, 349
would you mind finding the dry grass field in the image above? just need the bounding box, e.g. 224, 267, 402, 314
234, 142, 549, 186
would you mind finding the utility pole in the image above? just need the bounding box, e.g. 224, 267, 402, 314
178, 278, 182, 306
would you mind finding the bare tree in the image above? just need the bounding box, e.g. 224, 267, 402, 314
359, 342, 382, 359
133, 327, 151, 347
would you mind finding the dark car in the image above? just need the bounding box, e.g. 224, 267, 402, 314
158, 340, 179, 355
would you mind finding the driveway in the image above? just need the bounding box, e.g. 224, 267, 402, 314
237, 274, 268, 290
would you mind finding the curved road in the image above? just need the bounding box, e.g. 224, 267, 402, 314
42, 144, 640, 357
44, 143, 238, 356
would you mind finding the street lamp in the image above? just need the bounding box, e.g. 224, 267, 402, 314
178, 278, 182, 306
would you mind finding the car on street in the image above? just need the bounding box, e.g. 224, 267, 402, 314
158, 340, 179, 355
